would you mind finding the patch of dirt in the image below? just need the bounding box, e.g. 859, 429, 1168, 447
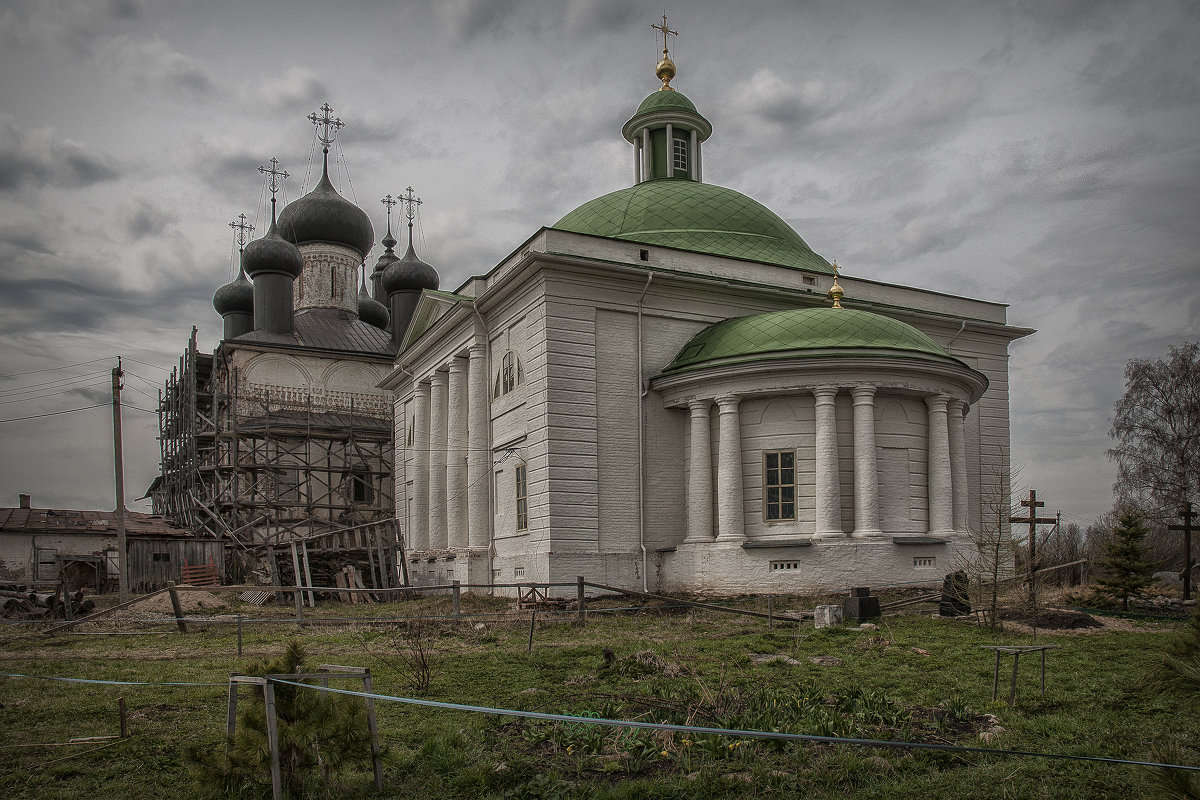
112, 589, 229, 618
1000, 608, 1101, 630
995, 609, 1167, 636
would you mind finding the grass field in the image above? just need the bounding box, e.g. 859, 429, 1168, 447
0, 592, 1196, 799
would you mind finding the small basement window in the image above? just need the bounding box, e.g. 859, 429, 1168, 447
770, 560, 800, 571
514, 566, 525, 578
913, 557, 936, 568
803, 275, 817, 286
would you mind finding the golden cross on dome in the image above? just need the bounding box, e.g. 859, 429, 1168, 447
652, 13, 678, 58
829, 260, 845, 308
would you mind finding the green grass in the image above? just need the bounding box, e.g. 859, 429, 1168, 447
0, 599, 1195, 799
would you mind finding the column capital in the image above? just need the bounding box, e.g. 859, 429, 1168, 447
715, 394, 741, 412
431, 369, 449, 384
812, 385, 839, 403
447, 357, 467, 374
414, 380, 431, 396
924, 393, 950, 412
850, 385, 877, 403
687, 398, 712, 415
947, 397, 967, 416
468, 342, 487, 356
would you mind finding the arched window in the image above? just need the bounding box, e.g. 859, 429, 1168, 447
494, 350, 524, 398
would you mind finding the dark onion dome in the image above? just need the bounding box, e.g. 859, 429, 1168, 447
371, 226, 399, 284
241, 220, 304, 278
381, 241, 440, 294
276, 160, 375, 258
358, 279, 389, 329
213, 266, 254, 315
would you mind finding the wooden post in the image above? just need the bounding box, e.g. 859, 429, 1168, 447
768, 594, 773, 630
112, 360, 130, 603
118, 696, 127, 738
236, 614, 243, 657
452, 580, 461, 619
1168, 502, 1195, 601
167, 581, 187, 633
577, 576, 585, 624
375, 529, 389, 591
60, 575, 73, 621
365, 531, 379, 597
362, 669, 383, 792
1009, 651, 1021, 706
527, 609, 536, 654
992, 650, 1001, 701
263, 680, 283, 800
300, 540, 315, 608
293, 587, 304, 621
226, 677, 238, 739
1008, 489, 1056, 609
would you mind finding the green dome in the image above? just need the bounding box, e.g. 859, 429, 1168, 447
552, 179, 831, 273
635, 89, 700, 115
663, 307, 961, 374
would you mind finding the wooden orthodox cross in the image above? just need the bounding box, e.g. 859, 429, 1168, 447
1168, 502, 1196, 601
1009, 489, 1057, 601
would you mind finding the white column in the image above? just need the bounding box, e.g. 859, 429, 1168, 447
633, 140, 641, 184
685, 400, 714, 543
428, 370, 448, 549
813, 386, 844, 538
948, 398, 968, 534
665, 123, 674, 177
925, 394, 954, 534
715, 395, 744, 541
446, 357, 468, 549
642, 128, 651, 179
410, 381, 430, 551
851, 386, 883, 537
467, 343, 490, 549
690, 129, 699, 180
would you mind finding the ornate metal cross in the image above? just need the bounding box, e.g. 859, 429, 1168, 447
229, 213, 254, 252
652, 13, 679, 57
308, 102, 344, 148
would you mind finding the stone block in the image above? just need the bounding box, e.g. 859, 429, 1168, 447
814, 604, 843, 628
843, 595, 881, 620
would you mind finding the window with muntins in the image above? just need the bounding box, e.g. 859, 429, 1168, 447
515, 463, 528, 531
764, 451, 796, 521
350, 470, 373, 504
494, 350, 524, 398
672, 137, 688, 173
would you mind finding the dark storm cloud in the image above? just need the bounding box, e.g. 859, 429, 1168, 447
125, 199, 177, 241
0, 122, 120, 191
562, 0, 642, 35
439, 0, 520, 41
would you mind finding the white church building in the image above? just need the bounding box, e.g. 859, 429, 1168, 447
381, 48, 1031, 595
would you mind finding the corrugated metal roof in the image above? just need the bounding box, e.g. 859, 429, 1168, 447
235, 308, 395, 357
0, 507, 184, 536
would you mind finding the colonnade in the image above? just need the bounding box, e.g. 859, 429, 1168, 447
684, 386, 969, 542
405, 347, 491, 552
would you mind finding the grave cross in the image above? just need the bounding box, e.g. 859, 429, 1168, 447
1009, 489, 1057, 596
1167, 502, 1196, 601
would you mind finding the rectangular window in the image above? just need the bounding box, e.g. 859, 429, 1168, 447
515, 464, 528, 531
152, 552, 171, 563
514, 566, 525, 578
277, 468, 301, 503
913, 557, 936, 568
770, 560, 800, 571
350, 471, 373, 504
763, 451, 796, 521
673, 137, 688, 172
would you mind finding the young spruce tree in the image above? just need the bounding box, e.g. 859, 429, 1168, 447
1095, 510, 1153, 611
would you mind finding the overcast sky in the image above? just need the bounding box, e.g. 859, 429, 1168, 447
0, 0, 1196, 530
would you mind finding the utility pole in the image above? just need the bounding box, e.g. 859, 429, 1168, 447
112, 358, 129, 602
1168, 502, 1196, 601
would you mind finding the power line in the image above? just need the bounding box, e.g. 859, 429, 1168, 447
0, 384, 107, 405
0, 357, 114, 380
0, 371, 109, 396
0, 404, 109, 424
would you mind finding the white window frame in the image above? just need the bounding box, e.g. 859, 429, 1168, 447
763, 450, 797, 521
515, 463, 528, 532
672, 136, 688, 173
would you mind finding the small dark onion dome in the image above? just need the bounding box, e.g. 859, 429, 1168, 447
358, 279, 390, 329
372, 226, 400, 278
381, 241, 440, 294
241, 220, 304, 278
276, 159, 375, 258
213, 266, 254, 315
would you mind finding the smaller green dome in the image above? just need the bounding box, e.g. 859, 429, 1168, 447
635, 89, 700, 115
664, 307, 960, 374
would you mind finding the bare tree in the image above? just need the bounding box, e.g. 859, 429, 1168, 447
1108, 341, 1200, 519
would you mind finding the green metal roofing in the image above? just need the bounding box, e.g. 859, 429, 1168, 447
635, 89, 700, 115
552, 179, 831, 274
663, 307, 959, 374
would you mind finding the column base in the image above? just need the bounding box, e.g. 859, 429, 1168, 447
812, 529, 846, 540
714, 534, 746, 543
851, 528, 886, 538
682, 535, 715, 545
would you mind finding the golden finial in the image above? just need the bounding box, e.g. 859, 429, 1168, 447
652, 14, 679, 91
828, 260, 845, 308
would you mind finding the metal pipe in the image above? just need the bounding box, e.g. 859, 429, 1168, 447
636, 273, 654, 593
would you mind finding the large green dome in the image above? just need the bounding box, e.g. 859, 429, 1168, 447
552, 179, 831, 274
663, 307, 964, 374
